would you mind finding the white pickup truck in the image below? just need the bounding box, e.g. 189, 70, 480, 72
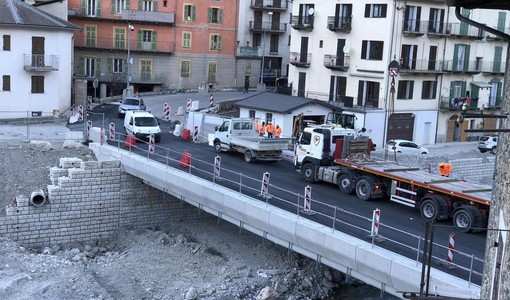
212, 118, 292, 163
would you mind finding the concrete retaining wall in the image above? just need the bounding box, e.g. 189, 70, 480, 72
0, 157, 204, 247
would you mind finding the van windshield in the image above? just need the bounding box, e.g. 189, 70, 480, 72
135, 117, 158, 126
123, 98, 140, 105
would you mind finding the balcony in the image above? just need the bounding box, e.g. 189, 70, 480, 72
249, 21, 287, 33
481, 61, 505, 74
357, 98, 381, 108
426, 21, 449, 37
69, 8, 175, 25
236, 46, 260, 58
327, 16, 352, 32
73, 36, 175, 53
439, 97, 479, 110
399, 59, 445, 74
291, 15, 314, 31
442, 60, 482, 74
445, 23, 484, 39
402, 20, 427, 36
250, 0, 288, 10
290, 52, 311, 67
323, 54, 350, 71
23, 54, 59, 71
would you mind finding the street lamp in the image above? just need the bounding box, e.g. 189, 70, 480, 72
259, 11, 273, 89
127, 23, 134, 92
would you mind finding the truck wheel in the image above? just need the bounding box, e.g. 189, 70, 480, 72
244, 150, 254, 163
453, 207, 478, 233
214, 141, 222, 153
355, 176, 373, 201
420, 199, 439, 222
491, 146, 497, 155
338, 173, 355, 194
301, 163, 316, 182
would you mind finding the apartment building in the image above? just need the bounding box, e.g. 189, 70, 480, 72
288, 0, 507, 146
68, 0, 241, 96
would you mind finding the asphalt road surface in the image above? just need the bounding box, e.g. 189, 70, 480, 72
75, 94, 487, 285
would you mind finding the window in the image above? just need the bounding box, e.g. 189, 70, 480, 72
428, 8, 445, 33
401, 44, 418, 70
252, 33, 261, 48
397, 80, 414, 100
113, 0, 127, 14
184, 4, 196, 21
2, 75, 11, 91
85, 26, 97, 47
422, 81, 437, 99
31, 76, 44, 93
180, 60, 190, 77
357, 80, 380, 107
86, 0, 97, 16
298, 4, 314, 24
299, 132, 312, 145
249, 110, 255, 119
112, 58, 124, 73
142, 0, 155, 11
140, 59, 152, 80
265, 113, 273, 124
453, 44, 470, 71
3, 35, 10, 51
208, 62, 217, 83
114, 27, 126, 49
182, 32, 191, 49
361, 40, 383, 60
365, 4, 387, 18
404, 6, 421, 32
85, 57, 96, 77
210, 34, 222, 50
140, 30, 157, 51
208, 7, 223, 24
269, 34, 279, 53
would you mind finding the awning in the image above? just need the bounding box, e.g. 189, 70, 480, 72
471, 82, 492, 88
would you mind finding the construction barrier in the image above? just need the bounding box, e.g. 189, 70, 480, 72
180, 152, 191, 168
148, 134, 155, 153
258, 172, 271, 199
78, 105, 84, 121
186, 99, 191, 111
438, 163, 453, 177
193, 125, 199, 143
371, 208, 381, 237
303, 185, 312, 212
86, 96, 92, 111
109, 122, 115, 140
447, 233, 456, 263
213, 155, 221, 180
181, 128, 191, 141
124, 134, 136, 148
209, 94, 214, 107
163, 103, 170, 121
86, 120, 92, 139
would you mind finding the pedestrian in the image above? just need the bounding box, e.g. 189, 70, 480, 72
244, 77, 250, 93
259, 122, 266, 136
266, 122, 274, 138
274, 124, 282, 138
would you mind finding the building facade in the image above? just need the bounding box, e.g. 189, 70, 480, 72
0, 0, 80, 118
288, 0, 507, 146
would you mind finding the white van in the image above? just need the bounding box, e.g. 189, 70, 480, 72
124, 111, 162, 142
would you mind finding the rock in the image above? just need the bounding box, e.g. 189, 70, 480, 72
185, 286, 198, 300
28, 140, 53, 151
63, 140, 83, 149
256, 287, 281, 300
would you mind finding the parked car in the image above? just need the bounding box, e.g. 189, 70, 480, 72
124, 111, 161, 142
387, 139, 429, 155
478, 135, 498, 154
118, 97, 146, 117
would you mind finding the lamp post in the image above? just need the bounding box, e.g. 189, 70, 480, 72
199, 24, 208, 92
258, 11, 272, 91
126, 23, 134, 92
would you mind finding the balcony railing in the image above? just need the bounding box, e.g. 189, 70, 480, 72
291, 15, 314, 31
290, 52, 311, 67
402, 20, 427, 35
250, 0, 288, 10
446, 23, 485, 39
426, 21, 449, 36
23, 54, 60, 71
327, 16, 352, 32
323, 54, 350, 70
249, 21, 287, 33
442, 60, 482, 74
480, 61, 506, 74
74, 69, 165, 84
357, 98, 381, 108
74, 36, 175, 53
439, 97, 479, 110
399, 59, 444, 73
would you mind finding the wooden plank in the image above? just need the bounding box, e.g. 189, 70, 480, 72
462, 188, 493, 193
384, 168, 421, 172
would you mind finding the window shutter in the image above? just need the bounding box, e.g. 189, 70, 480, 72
218, 36, 222, 49
461, 81, 467, 97
152, 31, 157, 50
449, 81, 455, 98
397, 81, 404, 99
96, 59, 101, 77
361, 41, 367, 59
329, 76, 335, 101
111, 1, 115, 14
124, 58, 128, 72
208, 8, 212, 23
452, 44, 459, 70
416, 7, 421, 21
409, 81, 414, 99
357, 81, 364, 106
381, 4, 387, 18
191, 6, 196, 20
107, 58, 112, 72
153, 0, 157, 11
126, 0, 130, 9
218, 9, 223, 23
498, 12, 506, 31
463, 45, 470, 71
364, 4, 370, 17
137, 30, 142, 49
79, 57, 85, 76
138, 0, 142, 10
96, 0, 102, 16
81, 0, 86, 15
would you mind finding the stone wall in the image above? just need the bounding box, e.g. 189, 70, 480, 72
0, 157, 204, 247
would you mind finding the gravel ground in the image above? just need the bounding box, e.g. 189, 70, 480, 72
0, 139, 394, 300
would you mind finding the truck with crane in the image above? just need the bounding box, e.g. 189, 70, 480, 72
295, 117, 492, 232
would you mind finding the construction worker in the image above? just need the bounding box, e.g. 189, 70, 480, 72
259, 122, 266, 136
266, 122, 274, 138
274, 124, 282, 138
254, 119, 259, 133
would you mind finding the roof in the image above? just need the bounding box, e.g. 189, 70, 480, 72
234, 92, 344, 114
0, 0, 81, 31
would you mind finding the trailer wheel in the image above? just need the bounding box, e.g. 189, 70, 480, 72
214, 141, 222, 153
420, 199, 439, 222
355, 176, 373, 201
453, 206, 481, 233
301, 163, 316, 182
338, 172, 355, 194
244, 150, 254, 163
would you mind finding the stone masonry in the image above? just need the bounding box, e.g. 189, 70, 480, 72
0, 157, 205, 247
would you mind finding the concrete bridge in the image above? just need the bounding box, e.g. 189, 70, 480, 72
90, 141, 481, 299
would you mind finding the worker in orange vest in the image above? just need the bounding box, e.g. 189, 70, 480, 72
254, 119, 259, 133
266, 122, 274, 138
274, 125, 282, 138
258, 122, 266, 136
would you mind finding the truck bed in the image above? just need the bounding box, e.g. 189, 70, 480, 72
231, 136, 292, 151
334, 158, 492, 205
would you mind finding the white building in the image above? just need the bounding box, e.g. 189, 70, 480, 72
0, 0, 80, 118
288, 0, 507, 146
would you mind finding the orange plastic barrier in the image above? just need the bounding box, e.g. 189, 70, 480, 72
124, 134, 136, 148
180, 152, 191, 168
181, 129, 191, 141
438, 163, 452, 177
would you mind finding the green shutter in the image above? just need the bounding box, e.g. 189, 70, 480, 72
452, 44, 459, 71
96, 59, 101, 78
81, 0, 86, 15
191, 6, 196, 20
111, 1, 115, 14
463, 45, 470, 71
138, 0, 142, 10
137, 31, 142, 50
107, 58, 112, 72
153, 0, 157, 11
494, 46, 503, 72
208, 8, 212, 23
126, 0, 130, 9
218, 36, 222, 49
96, 0, 102, 16
152, 32, 157, 50
461, 81, 467, 97
79, 57, 85, 76
449, 81, 455, 98
218, 9, 223, 23
124, 58, 128, 72
471, 84, 479, 97
498, 12, 506, 32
